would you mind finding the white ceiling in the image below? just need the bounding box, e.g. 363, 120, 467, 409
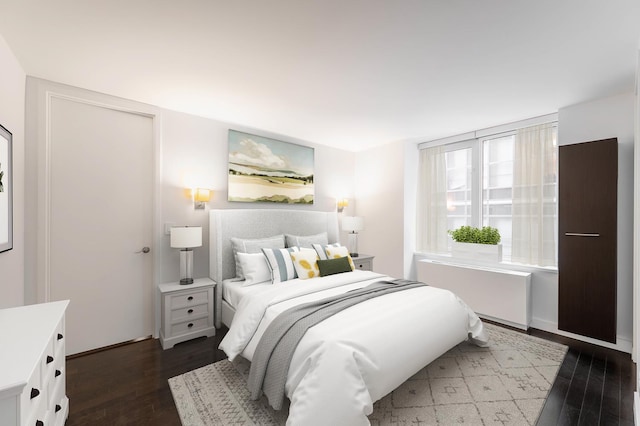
1, 0, 638, 151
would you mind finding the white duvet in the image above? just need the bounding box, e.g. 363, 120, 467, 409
219, 270, 488, 425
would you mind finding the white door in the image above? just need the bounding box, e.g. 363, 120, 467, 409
48, 96, 154, 355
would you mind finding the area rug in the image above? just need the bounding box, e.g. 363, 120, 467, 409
168, 323, 567, 425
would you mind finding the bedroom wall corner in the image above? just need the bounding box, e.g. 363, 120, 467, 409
0, 33, 26, 308
354, 140, 406, 278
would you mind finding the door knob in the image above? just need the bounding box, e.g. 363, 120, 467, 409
136, 247, 151, 254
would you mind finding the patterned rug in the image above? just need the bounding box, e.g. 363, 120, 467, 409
168, 323, 567, 425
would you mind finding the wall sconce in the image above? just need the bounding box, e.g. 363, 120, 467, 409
193, 188, 211, 209
337, 198, 349, 213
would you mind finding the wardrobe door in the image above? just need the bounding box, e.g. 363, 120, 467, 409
558, 138, 617, 343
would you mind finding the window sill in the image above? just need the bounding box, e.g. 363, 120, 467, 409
413, 252, 558, 274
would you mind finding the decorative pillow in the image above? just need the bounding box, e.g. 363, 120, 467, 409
324, 245, 355, 270
318, 256, 353, 277
236, 252, 271, 286
262, 247, 300, 283
231, 235, 285, 279
290, 249, 320, 280
285, 232, 329, 249
312, 242, 341, 260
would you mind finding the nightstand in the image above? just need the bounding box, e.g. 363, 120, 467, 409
158, 277, 216, 349
352, 254, 374, 271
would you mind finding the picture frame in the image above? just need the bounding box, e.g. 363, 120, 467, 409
0, 124, 12, 253
228, 130, 314, 204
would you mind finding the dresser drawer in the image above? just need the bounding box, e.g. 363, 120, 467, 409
169, 317, 210, 337
52, 317, 65, 356
169, 290, 209, 309
170, 303, 208, 323
20, 360, 44, 422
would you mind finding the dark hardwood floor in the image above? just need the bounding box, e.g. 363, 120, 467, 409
65, 325, 635, 425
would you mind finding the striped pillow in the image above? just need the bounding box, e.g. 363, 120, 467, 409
262, 247, 299, 283
312, 243, 341, 260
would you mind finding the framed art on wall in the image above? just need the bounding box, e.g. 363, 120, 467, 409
0, 124, 12, 253
227, 129, 314, 204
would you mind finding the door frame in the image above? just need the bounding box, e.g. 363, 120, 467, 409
30, 80, 162, 338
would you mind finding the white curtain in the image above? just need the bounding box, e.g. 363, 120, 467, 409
416, 145, 449, 253
511, 123, 557, 266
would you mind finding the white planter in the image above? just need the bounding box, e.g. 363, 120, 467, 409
451, 241, 502, 263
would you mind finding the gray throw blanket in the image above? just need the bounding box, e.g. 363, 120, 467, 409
247, 279, 428, 410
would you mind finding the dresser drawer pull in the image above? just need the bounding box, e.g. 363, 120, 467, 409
36, 421, 44, 426
55, 404, 62, 413
55, 369, 62, 377
30, 388, 40, 399
187, 296, 194, 301
57, 333, 64, 340
188, 323, 194, 328
188, 309, 194, 314
47, 355, 54, 364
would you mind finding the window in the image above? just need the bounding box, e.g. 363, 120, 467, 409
416, 121, 558, 267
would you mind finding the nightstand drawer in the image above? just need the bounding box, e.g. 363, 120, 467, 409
170, 317, 210, 337
355, 260, 373, 271
169, 290, 209, 308
170, 303, 208, 323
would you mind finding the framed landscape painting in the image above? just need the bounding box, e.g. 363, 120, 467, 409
228, 130, 314, 204
0, 124, 12, 253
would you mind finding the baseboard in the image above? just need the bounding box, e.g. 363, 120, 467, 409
530, 317, 632, 354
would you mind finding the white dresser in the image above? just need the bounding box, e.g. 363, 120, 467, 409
158, 278, 216, 349
0, 300, 69, 426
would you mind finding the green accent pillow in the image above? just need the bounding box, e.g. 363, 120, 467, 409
318, 256, 352, 277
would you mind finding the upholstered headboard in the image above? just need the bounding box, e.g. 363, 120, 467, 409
209, 208, 339, 327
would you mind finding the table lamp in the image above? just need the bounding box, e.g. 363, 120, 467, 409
170, 226, 202, 285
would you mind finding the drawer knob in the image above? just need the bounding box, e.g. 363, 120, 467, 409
57, 333, 64, 340
55, 404, 62, 413
188, 309, 194, 314
187, 296, 194, 301
55, 369, 62, 377
36, 421, 44, 426
47, 355, 54, 364
30, 388, 40, 399
188, 323, 194, 328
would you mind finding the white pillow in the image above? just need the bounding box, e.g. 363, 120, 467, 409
324, 245, 355, 270
236, 252, 271, 286
290, 248, 320, 280
231, 235, 285, 280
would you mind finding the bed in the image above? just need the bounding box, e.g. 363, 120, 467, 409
209, 209, 488, 425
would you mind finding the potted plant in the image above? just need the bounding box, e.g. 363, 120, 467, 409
448, 225, 502, 262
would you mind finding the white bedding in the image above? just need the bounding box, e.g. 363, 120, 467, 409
221, 278, 273, 309
219, 270, 488, 425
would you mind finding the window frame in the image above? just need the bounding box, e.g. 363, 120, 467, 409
417, 115, 559, 269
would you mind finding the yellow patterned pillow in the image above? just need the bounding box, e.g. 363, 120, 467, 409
290, 248, 320, 280
324, 245, 355, 270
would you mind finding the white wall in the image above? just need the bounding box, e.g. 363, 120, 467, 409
0, 34, 25, 308
160, 109, 356, 283
554, 91, 635, 351
354, 141, 408, 278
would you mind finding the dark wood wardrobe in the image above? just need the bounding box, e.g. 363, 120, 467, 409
558, 138, 617, 343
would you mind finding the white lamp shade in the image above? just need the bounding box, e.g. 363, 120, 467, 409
342, 216, 364, 232
170, 226, 202, 248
